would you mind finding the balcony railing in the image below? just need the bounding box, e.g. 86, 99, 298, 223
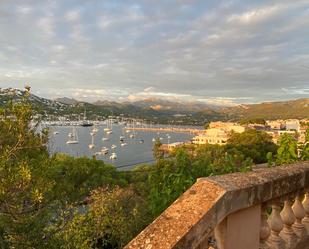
125, 161, 309, 249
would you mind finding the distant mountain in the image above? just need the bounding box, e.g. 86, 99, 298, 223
221, 98, 309, 120
1, 88, 308, 124
129, 98, 214, 113
55, 97, 79, 105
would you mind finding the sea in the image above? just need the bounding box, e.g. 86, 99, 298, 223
48, 124, 197, 170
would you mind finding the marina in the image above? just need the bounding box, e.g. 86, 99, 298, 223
48, 123, 196, 169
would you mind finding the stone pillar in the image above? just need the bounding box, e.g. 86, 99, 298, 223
215, 205, 261, 249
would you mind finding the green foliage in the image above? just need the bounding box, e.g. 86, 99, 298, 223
298, 128, 309, 161
0, 89, 144, 248
152, 138, 164, 161
227, 129, 278, 164
51, 186, 150, 249
276, 133, 298, 164
148, 144, 253, 217
148, 149, 194, 216
239, 118, 266, 125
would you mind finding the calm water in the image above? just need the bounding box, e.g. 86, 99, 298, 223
48, 124, 195, 170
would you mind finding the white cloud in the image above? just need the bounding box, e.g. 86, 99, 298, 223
37, 16, 55, 37
64, 10, 80, 22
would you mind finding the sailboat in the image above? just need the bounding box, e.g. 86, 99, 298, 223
104, 117, 113, 134
88, 133, 95, 149
66, 127, 79, 144
110, 152, 117, 160
101, 147, 109, 155
81, 107, 93, 127
129, 120, 135, 138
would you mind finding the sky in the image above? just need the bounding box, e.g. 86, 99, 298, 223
0, 0, 309, 106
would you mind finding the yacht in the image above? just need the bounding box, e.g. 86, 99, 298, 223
101, 147, 109, 155
66, 127, 79, 144
102, 137, 109, 141
111, 144, 117, 149
80, 108, 93, 127
53, 131, 59, 135
120, 142, 127, 147
110, 152, 117, 160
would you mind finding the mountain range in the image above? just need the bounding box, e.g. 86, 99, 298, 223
0, 88, 308, 125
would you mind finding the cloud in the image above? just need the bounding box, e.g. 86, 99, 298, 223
0, 0, 308, 104
64, 10, 80, 22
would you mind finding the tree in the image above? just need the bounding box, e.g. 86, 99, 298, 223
299, 128, 309, 161
227, 129, 277, 163
52, 186, 150, 249
276, 133, 298, 165
152, 138, 164, 161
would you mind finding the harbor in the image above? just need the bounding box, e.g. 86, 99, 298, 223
48, 123, 195, 169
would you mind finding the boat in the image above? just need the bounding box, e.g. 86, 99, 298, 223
102, 137, 109, 141
111, 144, 117, 149
110, 152, 117, 160
53, 131, 59, 135
129, 134, 135, 139
120, 142, 127, 147
101, 147, 109, 155
66, 127, 79, 144
80, 108, 93, 127
89, 132, 95, 149
92, 126, 98, 133
139, 139, 144, 144
152, 138, 156, 142
106, 130, 113, 135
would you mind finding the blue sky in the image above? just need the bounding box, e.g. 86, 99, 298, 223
0, 0, 309, 106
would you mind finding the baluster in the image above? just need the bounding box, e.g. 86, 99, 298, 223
302, 190, 309, 234
267, 202, 286, 249
280, 199, 297, 248
260, 205, 271, 249
292, 194, 307, 239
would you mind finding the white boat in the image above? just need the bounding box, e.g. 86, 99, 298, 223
120, 142, 127, 147
53, 131, 59, 135
88, 144, 95, 149
152, 138, 156, 142
111, 144, 117, 149
104, 127, 111, 132
66, 127, 79, 144
129, 134, 135, 139
110, 152, 117, 160
102, 137, 109, 141
101, 147, 109, 155
106, 130, 113, 135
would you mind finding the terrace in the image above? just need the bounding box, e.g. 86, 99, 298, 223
125, 161, 309, 249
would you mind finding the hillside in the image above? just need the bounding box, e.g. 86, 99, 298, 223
221, 98, 309, 120
1, 88, 308, 123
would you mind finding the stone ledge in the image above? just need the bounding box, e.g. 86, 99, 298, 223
125, 161, 309, 249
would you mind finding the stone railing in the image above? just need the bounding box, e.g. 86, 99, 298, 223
125, 161, 309, 249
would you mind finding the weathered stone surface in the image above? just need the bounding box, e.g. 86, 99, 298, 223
125, 161, 309, 249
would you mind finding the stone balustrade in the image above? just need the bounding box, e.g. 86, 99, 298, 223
125, 161, 309, 249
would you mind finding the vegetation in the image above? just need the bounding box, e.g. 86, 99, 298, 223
1, 87, 308, 248
227, 129, 278, 164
